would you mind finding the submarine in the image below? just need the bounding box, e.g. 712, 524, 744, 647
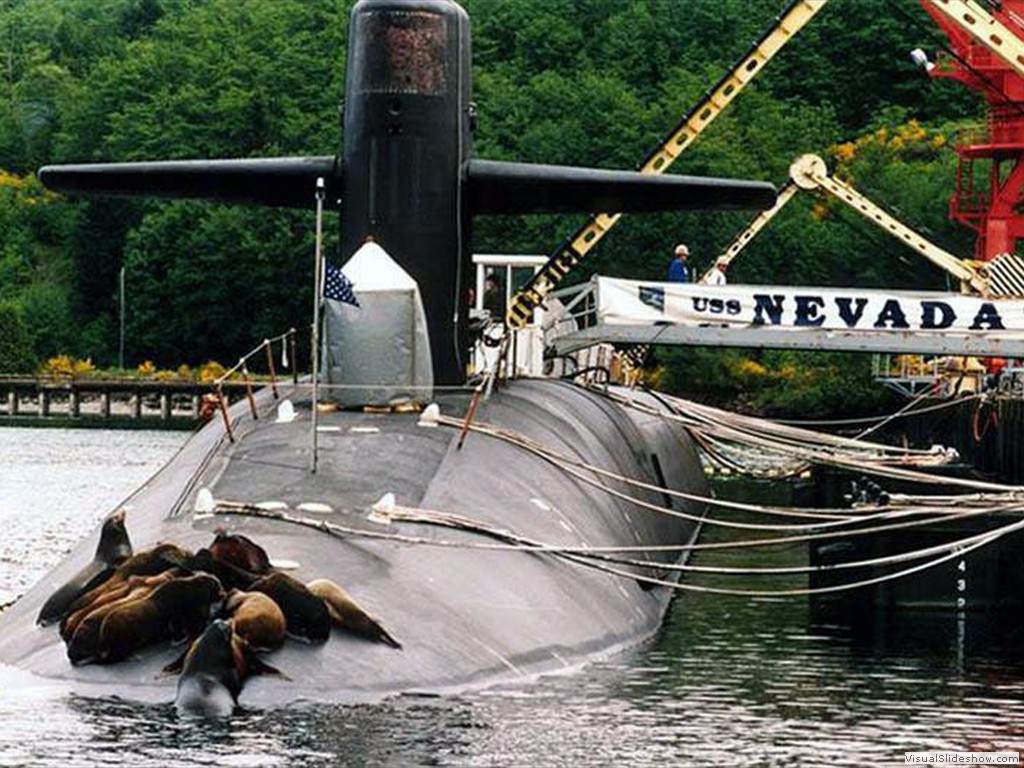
0, 0, 776, 705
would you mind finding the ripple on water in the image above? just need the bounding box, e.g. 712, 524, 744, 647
0, 428, 187, 604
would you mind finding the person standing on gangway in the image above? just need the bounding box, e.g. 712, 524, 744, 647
668, 244, 690, 283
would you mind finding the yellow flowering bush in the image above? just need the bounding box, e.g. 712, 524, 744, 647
40, 355, 95, 378
198, 361, 227, 382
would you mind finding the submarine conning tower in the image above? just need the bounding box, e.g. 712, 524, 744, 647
341, 0, 472, 386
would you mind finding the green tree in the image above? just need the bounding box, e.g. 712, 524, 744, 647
0, 302, 35, 373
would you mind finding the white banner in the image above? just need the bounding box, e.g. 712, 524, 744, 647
597, 277, 1024, 333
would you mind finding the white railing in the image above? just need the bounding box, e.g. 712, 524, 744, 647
471, 254, 548, 378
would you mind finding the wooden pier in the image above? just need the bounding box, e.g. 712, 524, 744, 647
0, 377, 264, 427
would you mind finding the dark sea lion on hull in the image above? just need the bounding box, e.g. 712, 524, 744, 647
172, 548, 260, 591
66, 543, 194, 615
37, 509, 132, 626
70, 573, 224, 665
111, 543, 194, 580
209, 530, 273, 575
223, 590, 286, 651
175, 619, 242, 718
306, 579, 402, 649
250, 572, 330, 644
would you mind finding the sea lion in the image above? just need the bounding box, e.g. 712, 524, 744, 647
173, 547, 260, 591
249, 572, 330, 644
223, 589, 286, 651
175, 619, 242, 718
68, 573, 224, 665
112, 543, 194, 580
65, 581, 162, 664
37, 508, 132, 626
306, 579, 402, 649
209, 530, 273, 576
60, 570, 177, 641
65, 542, 193, 615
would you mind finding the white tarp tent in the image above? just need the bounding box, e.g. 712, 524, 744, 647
324, 240, 433, 407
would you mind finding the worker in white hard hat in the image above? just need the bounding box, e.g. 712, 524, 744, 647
703, 258, 729, 286
668, 244, 689, 283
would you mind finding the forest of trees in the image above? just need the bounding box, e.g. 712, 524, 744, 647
0, 0, 992, 415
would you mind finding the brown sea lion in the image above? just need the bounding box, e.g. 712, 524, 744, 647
66, 542, 193, 615
249, 572, 330, 644
306, 579, 402, 649
68, 573, 224, 665
65, 581, 163, 663
37, 509, 132, 626
223, 589, 286, 651
60, 571, 177, 641
209, 530, 273, 576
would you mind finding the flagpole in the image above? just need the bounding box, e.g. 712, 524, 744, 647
310, 177, 325, 474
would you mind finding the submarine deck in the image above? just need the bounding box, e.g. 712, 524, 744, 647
0, 379, 708, 705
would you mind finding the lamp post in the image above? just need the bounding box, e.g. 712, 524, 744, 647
119, 265, 126, 370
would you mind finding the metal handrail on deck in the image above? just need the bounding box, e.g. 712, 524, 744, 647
212, 328, 298, 441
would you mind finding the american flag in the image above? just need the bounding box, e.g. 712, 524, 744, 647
324, 261, 359, 307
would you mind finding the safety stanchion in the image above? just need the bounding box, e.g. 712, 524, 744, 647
216, 384, 235, 442
264, 339, 279, 400
290, 328, 298, 385
241, 360, 258, 420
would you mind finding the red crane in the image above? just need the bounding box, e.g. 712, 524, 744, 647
920, 0, 1024, 262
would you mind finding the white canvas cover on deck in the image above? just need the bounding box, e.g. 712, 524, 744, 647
324, 240, 433, 407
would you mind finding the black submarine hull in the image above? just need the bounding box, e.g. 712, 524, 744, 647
0, 379, 706, 704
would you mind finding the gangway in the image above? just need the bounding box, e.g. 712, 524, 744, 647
546, 277, 1024, 359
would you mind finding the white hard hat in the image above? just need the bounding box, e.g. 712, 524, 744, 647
675, 244, 689, 257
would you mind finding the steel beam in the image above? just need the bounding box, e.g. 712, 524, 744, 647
553, 324, 1024, 357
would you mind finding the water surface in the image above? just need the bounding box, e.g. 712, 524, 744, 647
1, 427, 1022, 767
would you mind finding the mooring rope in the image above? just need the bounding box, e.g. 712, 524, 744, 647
564, 515, 1024, 597
774, 392, 984, 428
379, 500, 1023, 578
641, 389, 941, 457
598, 390, 1022, 493
433, 414, 1001, 534
850, 386, 940, 442
689, 428, 810, 479
206, 500, 1024, 597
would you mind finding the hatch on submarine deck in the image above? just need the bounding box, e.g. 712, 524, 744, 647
0, 376, 707, 704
